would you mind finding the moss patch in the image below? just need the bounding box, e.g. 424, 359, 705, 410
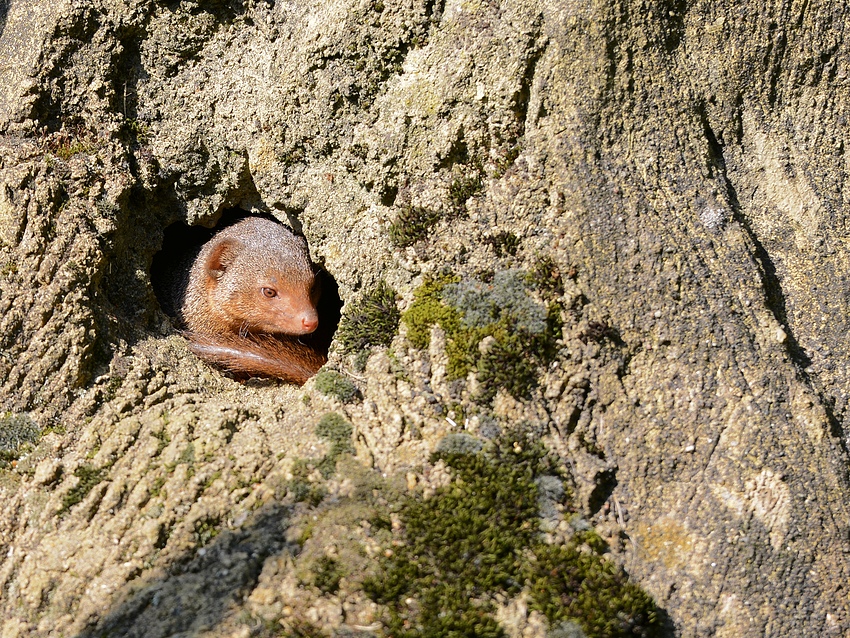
315, 413, 355, 478
448, 171, 483, 213
364, 437, 660, 637
287, 463, 328, 508
61, 463, 111, 514
336, 281, 400, 354
388, 204, 442, 248
313, 555, 344, 595
486, 230, 521, 257
388, 166, 484, 248
0, 412, 41, 468
402, 271, 562, 400
529, 541, 658, 636
312, 370, 360, 403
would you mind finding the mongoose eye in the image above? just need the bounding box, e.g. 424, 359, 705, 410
262, 287, 277, 298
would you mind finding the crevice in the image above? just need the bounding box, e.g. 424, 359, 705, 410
763, 22, 787, 108
513, 15, 546, 139
701, 110, 848, 445
587, 467, 618, 516
0, 0, 9, 39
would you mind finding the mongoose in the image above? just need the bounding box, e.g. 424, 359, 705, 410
179, 217, 326, 384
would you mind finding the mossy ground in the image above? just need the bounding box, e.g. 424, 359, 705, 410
60, 463, 111, 514
364, 435, 661, 637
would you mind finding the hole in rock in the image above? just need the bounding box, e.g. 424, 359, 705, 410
151, 208, 342, 364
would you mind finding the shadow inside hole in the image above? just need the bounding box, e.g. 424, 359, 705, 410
150, 208, 342, 357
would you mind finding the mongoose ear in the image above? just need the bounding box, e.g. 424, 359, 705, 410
205, 239, 239, 280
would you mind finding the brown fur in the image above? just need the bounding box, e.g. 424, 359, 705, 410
179, 217, 326, 383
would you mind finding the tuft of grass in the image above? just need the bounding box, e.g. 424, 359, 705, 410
312, 370, 360, 403
336, 281, 400, 354
363, 436, 661, 637
315, 413, 355, 478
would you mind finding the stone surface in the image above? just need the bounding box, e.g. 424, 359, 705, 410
1, 0, 850, 636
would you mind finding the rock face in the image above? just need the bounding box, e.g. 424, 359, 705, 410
1, 0, 850, 636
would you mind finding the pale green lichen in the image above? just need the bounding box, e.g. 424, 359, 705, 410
401, 270, 562, 400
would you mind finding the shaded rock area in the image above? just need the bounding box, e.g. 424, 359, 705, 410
1, 0, 850, 636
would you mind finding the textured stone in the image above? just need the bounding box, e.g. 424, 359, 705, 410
0, 0, 849, 636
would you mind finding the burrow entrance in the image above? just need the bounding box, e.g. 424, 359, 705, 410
150, 208, 342, 360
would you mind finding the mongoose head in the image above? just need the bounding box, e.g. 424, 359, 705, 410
203, 219, 320, 336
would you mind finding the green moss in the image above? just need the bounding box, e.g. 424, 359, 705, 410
529, 538, 659, 637
434, 432, 484, 456
194, 516, 221, 547
527, 255, 566, 300
125, 118, 151, 144
476, 316, 559, 402
401, 275, 464, 351
178, 442, 195, 465
312, 370, 360, 403
388, 204, 442, 247
486, 231, 521, 257
285, 458, 328, 506
364, 437, 661, 637
53, 140, 97, 160
0, 412, 41, 468
336, 281, 400, 354
149, 475, 167, 499
315, 413, 355, 478
449, 172, 483, 213
44, 127, 100, 160
289, 479, 327, 507
402, 272, 563, 400
151, 427, 170, 455
61, 463, 110, 513
201, 470, 222, 491
388, 169, 484, 247
313, 555, 344, 595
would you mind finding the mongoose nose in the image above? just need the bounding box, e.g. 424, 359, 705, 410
302, 315, 319, 333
